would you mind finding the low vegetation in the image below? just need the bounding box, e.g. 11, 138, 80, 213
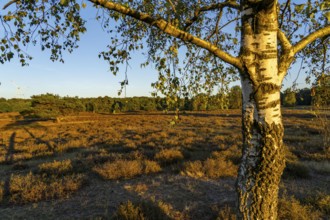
93, 160, 161, 180
0, 109, 328, 219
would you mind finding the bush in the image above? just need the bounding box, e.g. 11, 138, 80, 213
38, 159, 73, 175
181, 156, 237, 179
93, 160, 161, 180
112, 201, 146, 220
9, 172, 85, 204
216, 205, 236, 220
278, 195, 321, 220
154, 149, 184, 164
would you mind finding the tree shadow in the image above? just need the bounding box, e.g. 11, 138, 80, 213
5, 132, 16, 164
22, 127, 55, 152
2, 132, 16, 205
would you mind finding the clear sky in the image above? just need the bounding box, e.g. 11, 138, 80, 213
0, 2, 309, 99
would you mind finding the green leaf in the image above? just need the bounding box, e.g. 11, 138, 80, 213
294, 4, 305, 13
324, 11, 330, 22
60, 0, 69, 6
320, 2, 330, 11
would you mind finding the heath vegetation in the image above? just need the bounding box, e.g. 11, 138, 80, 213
0, 109, 328, 219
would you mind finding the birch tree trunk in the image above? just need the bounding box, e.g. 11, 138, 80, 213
237, 1, 286, 219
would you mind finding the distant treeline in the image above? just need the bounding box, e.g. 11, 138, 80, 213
0, 86, 326, 118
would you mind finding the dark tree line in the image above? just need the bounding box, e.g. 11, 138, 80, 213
0, 86, 243, 118
1, 84, 327, 118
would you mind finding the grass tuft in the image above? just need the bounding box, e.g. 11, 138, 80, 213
181, 156, 237, 179
93, 159, 161, 180
38, 159, 73, 175
9, 172, 85, 204
278, 195, 321, 220
154, 149, 184, 164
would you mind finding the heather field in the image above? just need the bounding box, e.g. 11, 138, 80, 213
0, 109, 329, 219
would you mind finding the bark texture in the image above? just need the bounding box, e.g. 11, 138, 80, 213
237, 1, 285, 219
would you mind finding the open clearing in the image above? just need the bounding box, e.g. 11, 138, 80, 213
0, 109, 329, 219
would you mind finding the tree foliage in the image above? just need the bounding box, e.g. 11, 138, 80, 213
312, 74, 330, 107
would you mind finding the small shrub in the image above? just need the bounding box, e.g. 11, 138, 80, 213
305, 193, 330, 215
38, 159, 72, 175
216, 205, 236, 220
9, 172, 85, 204
112, 200, 173, 220
181, 157, 237, 179
317, 195, 330, 215
143, 160, 161, 174
112, 201, 146, 220
94, 159, 161, 180
155, 149, 184, 164
278, 195, 321, 220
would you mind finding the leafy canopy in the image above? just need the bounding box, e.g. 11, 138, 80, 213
0, 0, 329, 97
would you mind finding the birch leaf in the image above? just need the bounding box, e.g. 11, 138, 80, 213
294, 4, 305, 13
324, 11, 330, 22
60, 0, 69, 6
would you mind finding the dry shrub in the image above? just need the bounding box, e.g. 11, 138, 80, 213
154, 149, 184, 163
38, 159, 72, 175
278, 195, 321, 220
216, 205, 236, 220
181, 157, 237, 179
305, 193, 330, 216
9, 172, 85, 204
112, 200, 177, 220
112, 201, 146, 220
93, 160, 161, 180
143, 160, 162, 174
316, 195, 330, 215
124, 183, 148, 194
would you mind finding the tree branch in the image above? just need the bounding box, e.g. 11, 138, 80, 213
3, 0, 18, 10
293, 25, 330, 55
184, 1, 240, 30
88, 0, 243, 70
166, 0, 177, 13
277, 29, 292, 51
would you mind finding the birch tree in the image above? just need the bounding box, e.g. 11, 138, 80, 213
1, 0, 330, 219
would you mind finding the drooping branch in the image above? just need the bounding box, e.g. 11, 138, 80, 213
293, 25, 330, 55
184, 1, 240, 30
3, 0, 18, 10
88, 0, 243, 70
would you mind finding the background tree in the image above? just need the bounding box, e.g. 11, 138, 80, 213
283, 88, 296, 107
296, 88, 312, 106
1, 0, 330, 218
312, 74, 330, 107
228, 85, 242, 109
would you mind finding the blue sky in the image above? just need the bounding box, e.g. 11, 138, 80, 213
0, 2, 308, 99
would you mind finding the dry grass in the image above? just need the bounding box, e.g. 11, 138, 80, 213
278, 195, 321, 220
216, 205, 237, 220
154, 149, 184, 163
38, 159, 73, 175
181, 156, 238, 179
9, 172, 85, 204
0, 110, 328, 219
93, 159, 161, 180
